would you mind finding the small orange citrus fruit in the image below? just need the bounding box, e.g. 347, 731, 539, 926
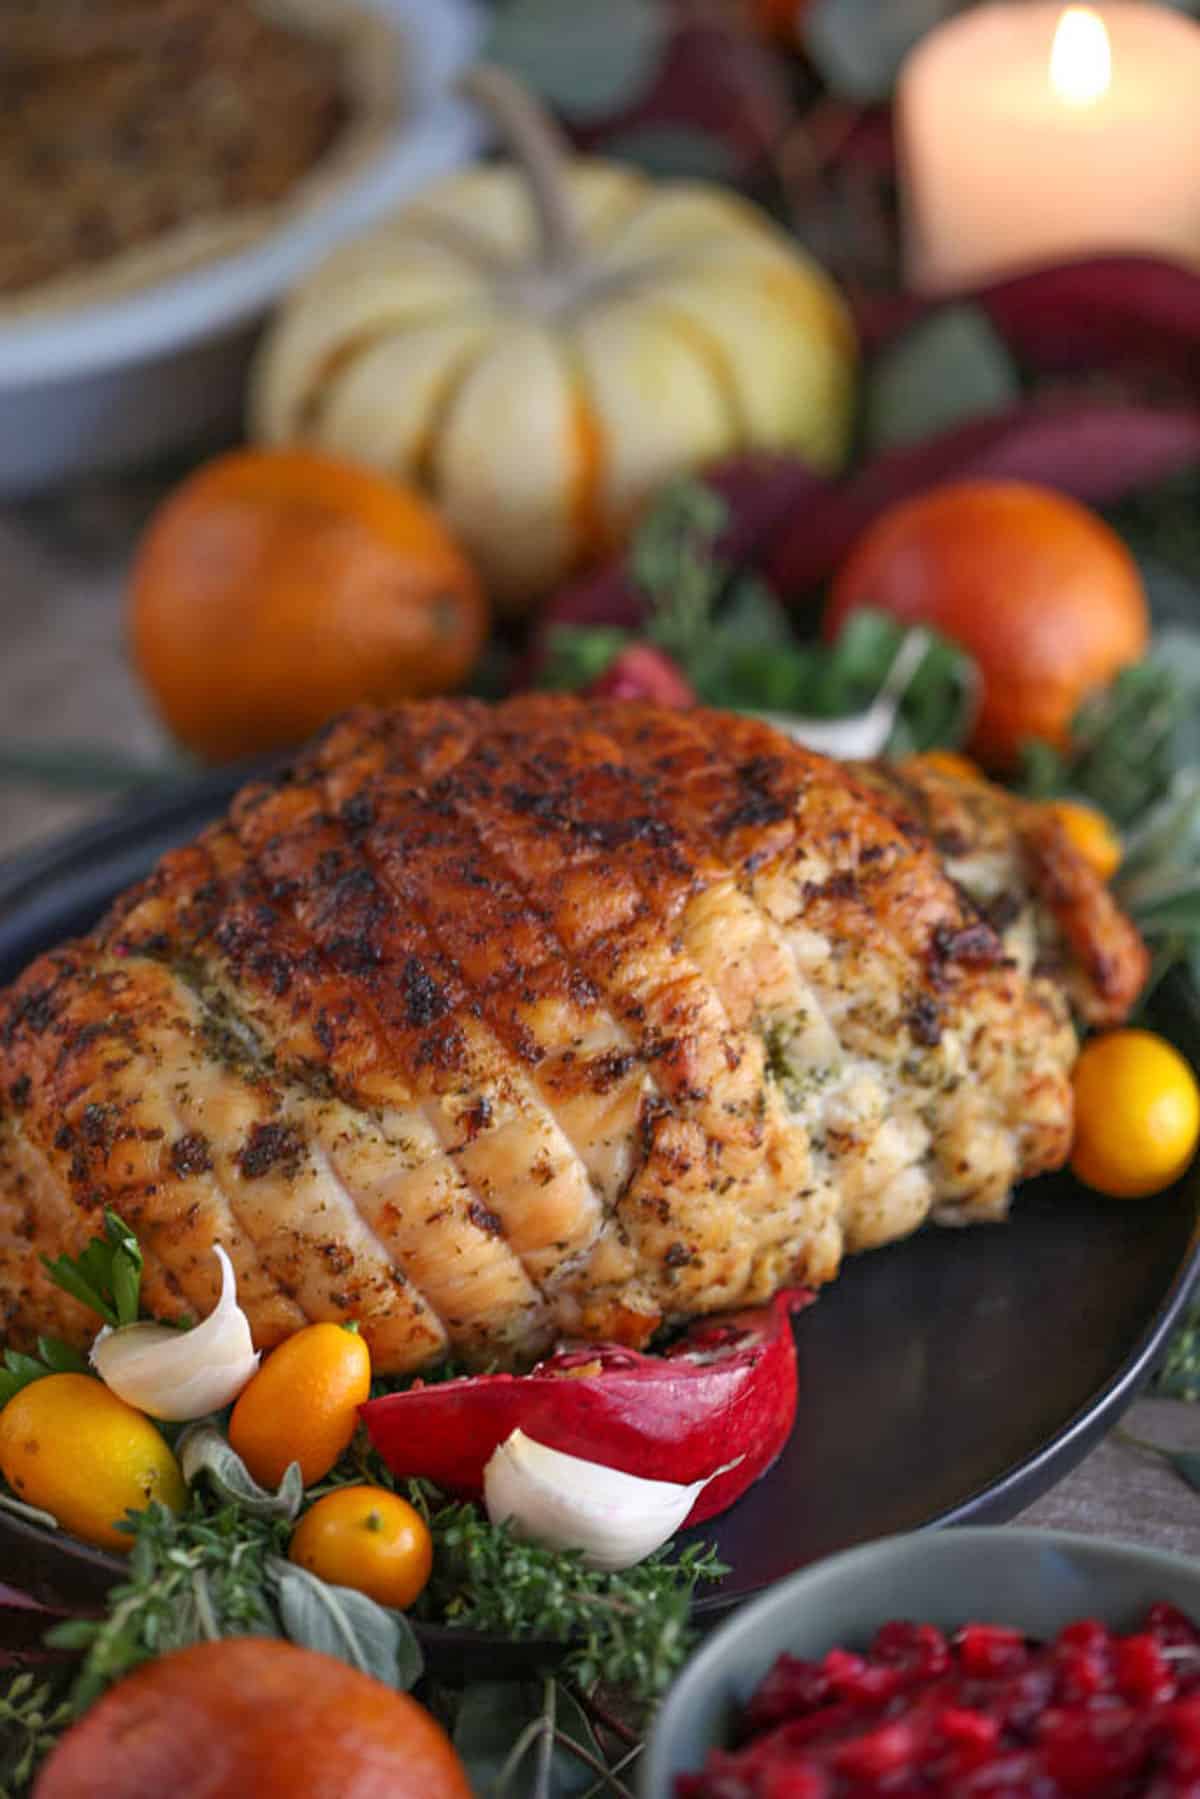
130, 448, 488, 762
902, 749, 985, 783
0, 1374, 184, 1552
1047, 799, 1122, 883
228, 1321, 370, 1489
1072, 1029, 1200, 1199
289, 1485, 433, 1610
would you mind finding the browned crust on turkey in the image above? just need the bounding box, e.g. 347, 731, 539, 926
859, 758, 1149, 1027
0, 698, 1142, 1373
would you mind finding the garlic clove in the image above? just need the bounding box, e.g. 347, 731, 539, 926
746, 628, 947, 760
483, 1428, 733, 1572
90, 1245, 259, 1421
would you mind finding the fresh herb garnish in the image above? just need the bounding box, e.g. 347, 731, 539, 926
0, 1671, 76, 1797
45, 1501, 285, 1712
0, 1336, 90, 1408
41, 1209, 143, 1330
1018, 646, 1200, 997
1017, 656, 1194, 830
540, 479, 976, 751
410, 1484, 727, 1702
45, 1490, 425, 1718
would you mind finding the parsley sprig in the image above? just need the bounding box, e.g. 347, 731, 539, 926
41, 1210, 143, 1330
0, 1336, 89, 1409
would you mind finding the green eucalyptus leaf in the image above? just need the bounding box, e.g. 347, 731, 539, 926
488, 0, 668, 122
599, 125, 739, 182
453, 1681, 541, 1794
177, 1424, 304, 1522
1167, 1450, 1200, 1492
553, 1684, 609, 1793
803, 0, 964, 100
269, 1558, 424, 1692
864, 305, 1019, 456
453, 1680, 598, 1798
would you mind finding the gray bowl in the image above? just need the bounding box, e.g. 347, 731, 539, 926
641, 1527, 1200, 1796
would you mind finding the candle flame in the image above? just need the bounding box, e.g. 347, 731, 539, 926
1049, 6, 1112, 106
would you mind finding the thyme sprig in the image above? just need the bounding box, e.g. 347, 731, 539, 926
46, 1500, 285, 1713
410, 1483, 727, 1701
0, 1672, 75, 1798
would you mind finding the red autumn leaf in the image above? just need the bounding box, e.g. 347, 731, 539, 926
763, 402, 1200, 598
855, 256, 1200, 386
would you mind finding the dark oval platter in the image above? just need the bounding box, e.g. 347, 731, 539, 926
1, 773, 1198, 1676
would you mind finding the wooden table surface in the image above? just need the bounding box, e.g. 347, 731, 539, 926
2, 482, 1200, 1568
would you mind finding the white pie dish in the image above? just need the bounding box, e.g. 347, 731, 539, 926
0, 0, 485, 494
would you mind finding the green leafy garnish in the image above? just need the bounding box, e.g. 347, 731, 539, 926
1017, 643, 1200, 996
0, 1671, 75, 1796
41, 1209, 143, 1330
1017, 654, 1195, 830
0, 1335, 90, 1407
540, 478, 976, 751
452, 1675, 631, 1798
410, 1483, 727, 1702
46, 1493, 424, 1717
176, 1423, 304, 1522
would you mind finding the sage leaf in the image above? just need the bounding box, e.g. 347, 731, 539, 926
177, 1423, 304, 1522
864, 306, 1020, 457
0, 1490, 59, 1531
269, 1559, 424, 1692
1163, 1450, 1200, 1494
488, 0, 667, 122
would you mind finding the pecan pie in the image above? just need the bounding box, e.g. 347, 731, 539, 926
0, 0, 401, 312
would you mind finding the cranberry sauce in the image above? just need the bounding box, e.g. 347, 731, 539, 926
678, 1604, 1200, 1796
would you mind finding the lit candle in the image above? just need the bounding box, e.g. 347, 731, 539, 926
898, 2, 1200, 295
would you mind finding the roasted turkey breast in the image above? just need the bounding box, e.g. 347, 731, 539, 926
0, 697, 1147, 1373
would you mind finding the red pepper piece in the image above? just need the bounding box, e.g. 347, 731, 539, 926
360, 1289, 810, 1528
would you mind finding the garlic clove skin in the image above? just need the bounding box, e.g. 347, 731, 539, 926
483, 1428, 728, 1572
90, 1245, 259, 1421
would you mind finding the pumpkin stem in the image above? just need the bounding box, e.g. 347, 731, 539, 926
458, 64, 585, 276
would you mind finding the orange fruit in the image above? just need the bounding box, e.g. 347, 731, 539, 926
1072, 1029, 1200, 1199
0, 1375, 184, 1552
902, 749, 985, 783
228, 1321, 370, 1489
1047, 799, 1122, 883
34, 1638, 473, 1799
826, 480, 1148, 769
129, 448, 488, 763
289, 1485, 433, 1611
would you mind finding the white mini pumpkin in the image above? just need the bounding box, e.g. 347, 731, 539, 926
252, 67, 857, 611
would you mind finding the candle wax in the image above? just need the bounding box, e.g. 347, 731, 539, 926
898, 2, 1200, 295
